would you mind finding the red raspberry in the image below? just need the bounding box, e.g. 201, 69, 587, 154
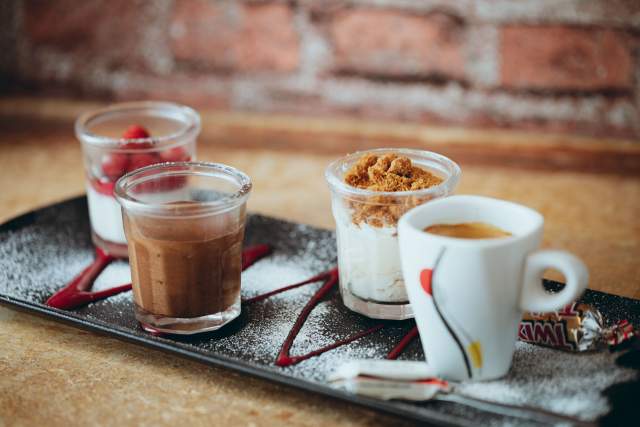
127, 153, 159, 172
101, 153, 129, 181
121, 141, 153, 149
159, 146, 190, 162
121, 125, 153, 149
122, 125, 150, 139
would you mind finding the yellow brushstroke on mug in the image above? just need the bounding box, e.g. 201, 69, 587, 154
467, 341, 483, 368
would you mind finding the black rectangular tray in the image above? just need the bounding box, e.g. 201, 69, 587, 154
1, 197, 638, 426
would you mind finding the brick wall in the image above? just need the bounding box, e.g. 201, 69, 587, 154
3, 0, 640, 139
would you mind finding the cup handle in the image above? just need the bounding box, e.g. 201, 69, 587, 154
519, 250, 589, 312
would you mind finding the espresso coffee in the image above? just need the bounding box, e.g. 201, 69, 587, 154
424, 222, 512, 239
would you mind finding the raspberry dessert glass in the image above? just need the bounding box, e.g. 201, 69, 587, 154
325, 148, 460, 320
115, 161, 252, 334
76, 101, 200, 258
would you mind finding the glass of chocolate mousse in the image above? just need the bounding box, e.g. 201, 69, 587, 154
325, 149, 460, 320
115, 161, 251, 334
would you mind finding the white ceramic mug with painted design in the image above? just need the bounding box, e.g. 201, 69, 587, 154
398, 195, 589, 381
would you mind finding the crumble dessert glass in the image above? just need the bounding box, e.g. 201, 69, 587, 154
325, 148, 461, 320
76, 101, 200, 258
115, 161, 252, 334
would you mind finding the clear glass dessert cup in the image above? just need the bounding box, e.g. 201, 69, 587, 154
76, 101, 201, 258
115, 161, 251, 334
325, 148, 461, 320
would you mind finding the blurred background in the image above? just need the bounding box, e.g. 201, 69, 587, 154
1, 0, 639, 140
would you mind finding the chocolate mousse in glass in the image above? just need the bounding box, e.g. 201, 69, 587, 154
76, 102, 200, 258
115, 162, 252, 334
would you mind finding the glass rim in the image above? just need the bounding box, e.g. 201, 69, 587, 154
325, 148, 461, 199
114, 161, 252, 217
75, 101, 201, 150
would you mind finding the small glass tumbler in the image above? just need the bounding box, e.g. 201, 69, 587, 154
76, 101, 200, 258
115, 162, 251, 334
325, 148, 461, 320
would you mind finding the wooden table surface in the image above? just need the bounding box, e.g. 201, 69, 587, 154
1, 98, 639, 426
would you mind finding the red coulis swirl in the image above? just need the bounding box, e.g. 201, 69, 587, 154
46, 244, 272, 310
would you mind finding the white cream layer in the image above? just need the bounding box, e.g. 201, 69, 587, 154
86, 184, 127, 244
333, 203, 408, 303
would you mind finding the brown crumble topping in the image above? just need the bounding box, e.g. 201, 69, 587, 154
345, 153, 442, 191
343, 153, 443, 227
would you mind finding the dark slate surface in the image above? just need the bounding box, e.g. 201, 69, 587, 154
0, 197, 638, 426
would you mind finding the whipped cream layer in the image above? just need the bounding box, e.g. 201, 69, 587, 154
333, 201, 408, 303
86, 184, 127, 244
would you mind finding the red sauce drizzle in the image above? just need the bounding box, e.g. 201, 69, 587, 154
241, 244, 272, 270
46, 244, 272, 310
242, 268, 333, 305
46, 246, 119, 309
248, 268, 386, 367
386, 325, 419, 360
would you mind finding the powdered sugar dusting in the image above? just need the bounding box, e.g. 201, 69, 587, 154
0, 205, 94, 303
93, 260, 131, 291
241, 254, 311, 297
454, 341, 637, 420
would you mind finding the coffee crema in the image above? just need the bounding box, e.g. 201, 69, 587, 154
424, 222, 512, 239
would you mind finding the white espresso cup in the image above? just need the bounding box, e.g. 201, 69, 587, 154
398, 195, 589, 381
